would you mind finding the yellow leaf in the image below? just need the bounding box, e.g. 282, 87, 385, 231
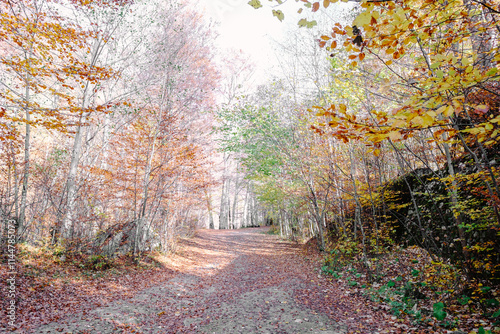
436, 105, 447, 115
426, 111, 436, 118
443, 106, 454, 117
412, 116, 424, 126
421, 114, 435, 127
345, 26, 353, 36
353, 11, 371, 27
392, 119, 406, 128
388, 130, 402, 141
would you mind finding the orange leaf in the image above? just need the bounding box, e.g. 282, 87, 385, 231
348, 54, 357, 60
331, 40, 337, 49
312, 2, 320, 12
359, 53, 365, 61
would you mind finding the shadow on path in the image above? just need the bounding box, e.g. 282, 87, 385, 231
32, 228, 386, 333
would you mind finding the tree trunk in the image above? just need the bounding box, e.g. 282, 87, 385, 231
61, 112, 88, 240
349, 147, 368, 263
219, 152, 230, 229
205, 190, 214, 229
18, 95, 30, 242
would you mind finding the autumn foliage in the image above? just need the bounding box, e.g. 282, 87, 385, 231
217, 0, 500, 331
0, 0, 219, 254
0, 0, 499, 332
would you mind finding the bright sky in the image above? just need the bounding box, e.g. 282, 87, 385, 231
196, 0, 355, 88
197, 0, 302, 82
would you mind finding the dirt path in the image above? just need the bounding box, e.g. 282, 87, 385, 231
31, 228, 395, 333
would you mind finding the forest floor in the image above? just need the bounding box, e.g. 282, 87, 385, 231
0, 227, 491, 333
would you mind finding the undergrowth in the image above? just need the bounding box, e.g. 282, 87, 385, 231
264, 225, 280, 235
1, 241, 164, 281
320, 239, 500, 333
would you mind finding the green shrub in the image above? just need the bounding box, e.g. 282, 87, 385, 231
84, 254, 113, 271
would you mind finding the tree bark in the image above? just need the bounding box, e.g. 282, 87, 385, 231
61, 111, 88, 240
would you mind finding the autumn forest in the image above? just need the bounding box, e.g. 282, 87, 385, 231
1, 0, 500, 332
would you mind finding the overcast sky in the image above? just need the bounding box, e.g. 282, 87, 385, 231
196, 0, 304, 80
196, 0, 355, 87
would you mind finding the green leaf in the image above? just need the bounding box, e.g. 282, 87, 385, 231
486, 299, 499, 307
387, 280, 395, 287
481, 286, 492, 293
430, 62, 441, 69
457, 295, 470, 305
307, 20, 317, 28
298, 18, 317, 28
248, 0, 262, 9
272, 9, 284, 22
298, 18, 308, 28
432, 302, 447, 321
487, 68, 498, 76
